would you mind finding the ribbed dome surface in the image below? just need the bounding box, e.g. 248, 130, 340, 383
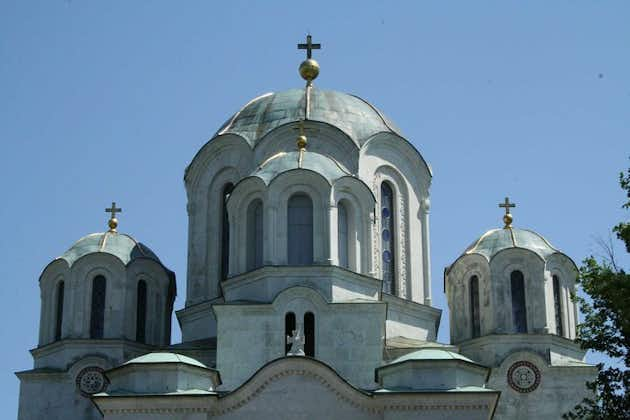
464, 228, 558, 260
216, 88, 402, 146
124, 352, 207, 368
251, 151, 351, 184
58, 231, 161, 267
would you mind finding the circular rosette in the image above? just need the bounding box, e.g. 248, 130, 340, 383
507, 360, 541, 393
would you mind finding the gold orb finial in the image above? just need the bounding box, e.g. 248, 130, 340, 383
299, 59, 319, 82
297, 134, 308, 149
503, 213, 513, 229
108, 217, 118, 231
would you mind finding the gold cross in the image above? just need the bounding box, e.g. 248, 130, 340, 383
298, 34, 321, 59
498, 197, 515, 215
105, 202, 122, 219
498, 197, 515, 228
105, 202, 122, 231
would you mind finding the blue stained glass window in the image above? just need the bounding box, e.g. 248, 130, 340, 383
381, 183, 395, 294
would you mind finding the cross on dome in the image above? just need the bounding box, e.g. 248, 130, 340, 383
498, 197, 516, 229
297, 34, 321, 59
105, 201, 122, 232
297, 34, 321, 83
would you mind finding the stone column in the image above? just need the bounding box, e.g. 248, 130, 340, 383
421, 197, 432, 306
328, 203, 338, 265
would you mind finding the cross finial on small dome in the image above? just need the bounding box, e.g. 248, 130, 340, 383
105, 201, 122, 232
498, 197, 516, 229
297, 34, 321, 84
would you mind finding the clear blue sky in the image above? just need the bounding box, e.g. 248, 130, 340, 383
1, 1, 628, 416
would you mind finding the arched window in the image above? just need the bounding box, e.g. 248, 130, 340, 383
510, 270, 527, 333
136, 280, 147, 343
470, 275, 480, 338
284, 312, 296, 354
247, 199, 263, 270
221, 183, 234, 281
337, 201, 349, 268
287, 194, 313, 265
304, 312, 315, 357
381, 183, 395, 294
553, 275, 564, 336
90, 275, 106, 339
54, 281, 64, 341
164, 282, 175, 344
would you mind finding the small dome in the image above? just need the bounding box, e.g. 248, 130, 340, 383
464, 228, 558, 261
389, 348, 476, 365
251, 151, 351, 184
216, 88, 402, 146
58, 231, 161, 267
124, 352, 207, 369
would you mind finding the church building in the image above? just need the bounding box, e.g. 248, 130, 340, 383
16, 36, 596, 419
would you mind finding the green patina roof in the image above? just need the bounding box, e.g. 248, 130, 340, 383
124, 352, 207, 369
389, 348, 476, 365
216, 88, 401, 146
251, 151, 350, 184
464, 227, 558, 260
58, 231, 161, 267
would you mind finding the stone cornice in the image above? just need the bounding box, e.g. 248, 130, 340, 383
93, 357, 499, 416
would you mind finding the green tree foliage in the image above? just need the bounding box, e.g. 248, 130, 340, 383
564, 166, 630, 419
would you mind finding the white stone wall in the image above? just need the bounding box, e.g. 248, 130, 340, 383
39, 254, 174, 347
487, 350, 595, 420
214, 286, 386, 389
446, 248, 579, 343
182, 119, 433, 341
94, 357, 497, 420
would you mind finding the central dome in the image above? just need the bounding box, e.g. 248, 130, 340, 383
216, 88, 402, 146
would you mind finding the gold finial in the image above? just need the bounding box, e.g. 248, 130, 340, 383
298, 34, 321, 83
105, 201, 122, 232
498, 197, 516, 229
297, 120, 307, 168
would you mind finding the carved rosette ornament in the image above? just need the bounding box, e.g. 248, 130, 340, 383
76, 366, 108, 396
507, 360, 541, 393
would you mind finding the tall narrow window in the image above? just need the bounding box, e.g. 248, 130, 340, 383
510, 270, 527, 333
553, 275, 564, 336
284, 312, 296, 354
221, 183, 234, 282
304, 312, 315, 357
287, 194, 313, 265
247, 200, 263, 270
54, 281, 64, 341
90, 275, 106, 339
381, 183, 395, 294
470, 275, 480, 338
337, 202, 349, 268
165, 282, 175, 344
136, 280, 147, 343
